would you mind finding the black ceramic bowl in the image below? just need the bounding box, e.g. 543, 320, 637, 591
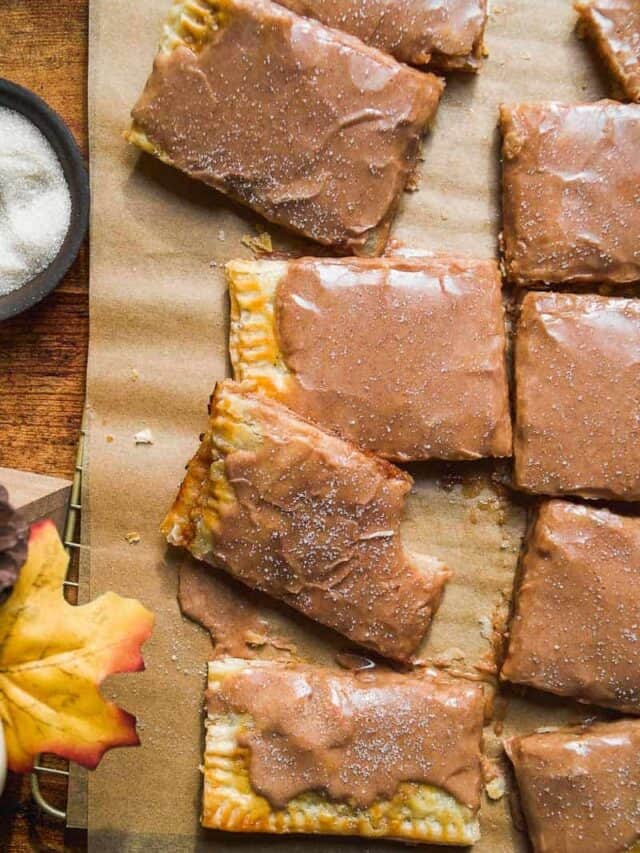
0, 79, 89, 321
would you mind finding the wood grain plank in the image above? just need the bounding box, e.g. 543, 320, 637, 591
0, 1, 89, 848
0, 0, 89, 481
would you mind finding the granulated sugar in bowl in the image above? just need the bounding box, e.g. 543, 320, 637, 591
0, 105, 71, 295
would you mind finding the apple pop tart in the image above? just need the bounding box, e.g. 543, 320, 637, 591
506, 719, 640, 853
203, 658, 484, 844
227, 256, 512, 462
162, 381, 449, 661
273, 0, 488, 70
127, 0, 444, 255
575, 1, 640, 102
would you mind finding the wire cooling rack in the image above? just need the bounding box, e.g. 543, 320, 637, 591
30, 418, 86, 820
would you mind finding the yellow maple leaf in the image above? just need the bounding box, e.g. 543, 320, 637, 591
0, 520, 154, 772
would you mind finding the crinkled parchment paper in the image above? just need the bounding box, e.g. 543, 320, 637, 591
86, 1, 607, 848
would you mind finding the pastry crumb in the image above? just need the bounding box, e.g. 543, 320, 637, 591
405, 171, 421, 192
241, 231, 273, 255
486, 775, 506, 800
125, 531, 141, 544
134, 428, 154, 445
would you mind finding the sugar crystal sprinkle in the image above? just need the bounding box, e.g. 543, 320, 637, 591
0, 106, 71, 295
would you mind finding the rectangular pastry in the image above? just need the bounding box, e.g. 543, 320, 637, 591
127, 0, 444, 256
575, 0, 640, 102
203, 658, 484, 844
272, 0, 487, 70
161, 381, 450, 661
227, 256, 512, 462
514, 292, 640, 500
502, 500, 640, 714
501, 100, 640, 285
505, 719, 640, 853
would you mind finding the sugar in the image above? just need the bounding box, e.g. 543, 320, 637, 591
0, 106, 72, 296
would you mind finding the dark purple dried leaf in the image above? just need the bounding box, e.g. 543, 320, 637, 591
0, 485, 29, 601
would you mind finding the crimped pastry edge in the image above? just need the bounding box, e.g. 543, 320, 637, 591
160, 381, 262, 552
227, 259, 291, 396
125, 0, 224, 158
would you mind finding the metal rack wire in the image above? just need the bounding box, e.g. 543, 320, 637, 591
30, 418, 86, 821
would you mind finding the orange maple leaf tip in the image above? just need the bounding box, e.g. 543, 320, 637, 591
0, 519, 154, 773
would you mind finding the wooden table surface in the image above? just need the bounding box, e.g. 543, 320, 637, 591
0, 1, 89, 849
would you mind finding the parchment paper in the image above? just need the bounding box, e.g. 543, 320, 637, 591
86, 1, 608, 849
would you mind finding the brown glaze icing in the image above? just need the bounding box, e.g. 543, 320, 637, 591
576, 0, 640, 102
274, 0, 487, 69
130, 0, 443, 255
501, 100, 640, 285
164, 382, 450, 660
514, 292, 640, 500
273, 256, 512, 462
178, 557, 296, 657
208, 662, 484, 809
503, 500, 640, 714
505, 718, 640, 853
